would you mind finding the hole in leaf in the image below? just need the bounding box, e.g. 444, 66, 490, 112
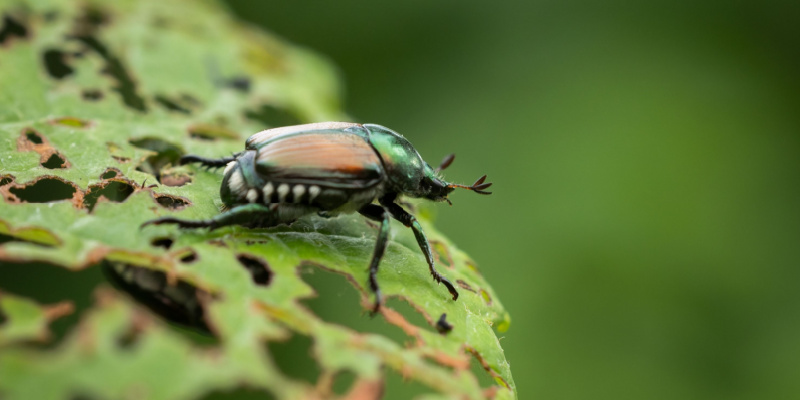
0, 175, 12, 186
199, 386, 276, 400
179, 250, 198, 263
102, 261, 209, 331
468, 349, 499, 389
187, 124, 239, 141
115, 321, 143, 350
83, 180, 135, 211
42, 49, 74, 79
155, 194, 190, 210
82, 89, 103, 101
384, 366, 432, 399
9, 177, 77, 203
0, 260, 106, 345
150, 237, 174, 249
100, 168, 119, 179
331, 370, 357, 396
244, 104, 302, 128
73, 34, 147, 112
51, 117, 90, 128
298, 265, 406, 345
129, 137, 184, 181
0, 14, 28, 45
41, 152, 68, 169
25, 130, 43, 144
265, 333, 321, 384
154, 95, 191, 114
236, 254, 272, 286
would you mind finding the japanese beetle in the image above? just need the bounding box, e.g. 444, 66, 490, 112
144, 122, 492, 312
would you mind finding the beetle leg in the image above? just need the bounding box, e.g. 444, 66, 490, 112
380, 198, 459, 302
179, 153, 241, 169
142, 203, 278, 230
358, 204, 391, 314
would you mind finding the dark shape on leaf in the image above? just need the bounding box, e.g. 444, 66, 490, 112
236, 254, 272, 286
83, 180, 135, 211
436, 313, 454, 334
150, 237, 174, 249
102, 261, 209, 331
41, 152, 68, 169
226, 76, 251, 92
82, 89, 103, 101
42, 49, 74, 79
9, 177, 76, 203
154, 194, 191, 210
244, 104, 302, 128
72, 34, 147, 112
155, 95, 191, 115
0, 175, 12, 186
0, 14, 28, 45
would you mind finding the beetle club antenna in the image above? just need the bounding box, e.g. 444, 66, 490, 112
435, 153, 456, 173
447, 174, 493, 195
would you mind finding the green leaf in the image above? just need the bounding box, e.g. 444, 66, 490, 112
0, 0, 515, 398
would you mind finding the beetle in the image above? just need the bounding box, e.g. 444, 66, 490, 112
144, 122, 492, 312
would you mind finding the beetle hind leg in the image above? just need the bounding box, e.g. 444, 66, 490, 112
142, 203, 280, 230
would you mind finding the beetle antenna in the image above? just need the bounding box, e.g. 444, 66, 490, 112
435, 153, 455, 174
447, 174, 493, 195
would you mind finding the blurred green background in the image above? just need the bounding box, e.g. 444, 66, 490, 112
226, 1, 800, 399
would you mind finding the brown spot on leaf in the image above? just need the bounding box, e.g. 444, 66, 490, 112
50, 116, 91, 128
456, 279, 477, 293
159, 171, 192, 187
188, 123, 240, 141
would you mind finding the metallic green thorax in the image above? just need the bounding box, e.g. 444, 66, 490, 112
363, 124, 425, 193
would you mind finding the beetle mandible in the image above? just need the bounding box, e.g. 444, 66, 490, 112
144, 122, 492, 312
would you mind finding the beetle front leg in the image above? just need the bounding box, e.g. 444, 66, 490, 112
180, 153, 241, 169
380, 197, 459, 302
358, 204, 391, 314
143, 203, 278, 230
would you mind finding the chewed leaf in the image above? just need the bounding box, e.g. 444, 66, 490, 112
0, 0, 515, 399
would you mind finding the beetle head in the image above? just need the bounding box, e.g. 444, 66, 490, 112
419, 157, 492, 203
